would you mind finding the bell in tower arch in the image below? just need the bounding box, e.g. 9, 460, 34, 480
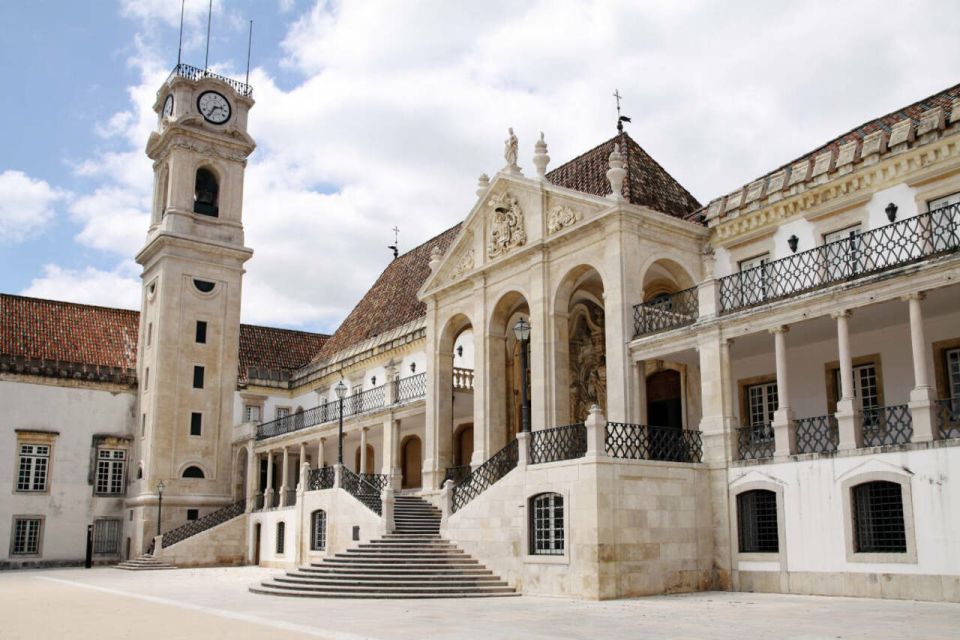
193, 167, 219, 217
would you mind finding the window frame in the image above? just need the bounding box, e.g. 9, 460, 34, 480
736, 489, 780, 554
824, 354, 885, 415
92, 518, 121, 555
840, 470, 916, 564
10, 516, 44, 556
15, 440, 52, 494
94, 448, 126, 496
310, 510, 327, 551
527, 492, 566, 559
276, 521, 286, 555
195, 320, 208, 344
189, 412, 203, 437
729, 480, 786, 567
192, 365, 205, 389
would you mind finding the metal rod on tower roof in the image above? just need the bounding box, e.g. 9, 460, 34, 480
245, 20, 253, 86
176, 0, 185, 66
204, 0, 213, 71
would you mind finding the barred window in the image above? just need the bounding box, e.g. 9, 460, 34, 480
276, 521, 286, 554
244, 404, 261, 422
17, 444, 50, 492
946, 348, 960, 402
311, 510, 327, 551
737, 490, 779, 553
93, 519, 121, 554
95, 449, 126, 495
747, 382, 778, 427
852, 481, 907, 553
529, 493, 564, 556
12, 518, 42, 555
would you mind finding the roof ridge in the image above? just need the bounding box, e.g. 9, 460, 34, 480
239, 323, 330, 338
0, 292, 139, 316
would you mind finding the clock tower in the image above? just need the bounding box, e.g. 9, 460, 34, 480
128, 66, 255, 555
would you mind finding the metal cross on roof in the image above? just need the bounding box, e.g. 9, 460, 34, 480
613, 88, 631, 133
388, 226, 400, 260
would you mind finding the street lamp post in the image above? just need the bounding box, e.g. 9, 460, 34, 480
156, 480, 165, 537
513, 317, 531, 434
335, 379, 347, 465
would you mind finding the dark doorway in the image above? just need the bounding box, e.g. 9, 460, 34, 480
253, 523, 261, 565
401, 436, 422, 489
647, 369, 683, 429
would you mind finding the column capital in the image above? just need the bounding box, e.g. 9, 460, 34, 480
768, 325, 789, 335
902, 291, 925, 302
831, 309, 852, 320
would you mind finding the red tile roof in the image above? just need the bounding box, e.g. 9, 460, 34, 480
313, 224, 463, 362
238, 324, 327, 382
546, 131, 701, 218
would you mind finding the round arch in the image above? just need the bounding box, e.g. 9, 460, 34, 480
177, 461, 210, 479
638, 256, 698, 299
400, 435, 423, 489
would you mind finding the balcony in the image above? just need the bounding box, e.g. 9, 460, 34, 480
718, 204, 960, 315
166, 63, 253, 97
633, 287, 699, 337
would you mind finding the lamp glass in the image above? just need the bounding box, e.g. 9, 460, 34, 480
157, 480, 165, 495
513, 317, 530, 341
335, 380, 347, 399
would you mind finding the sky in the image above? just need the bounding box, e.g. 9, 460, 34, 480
1, 0, 959, 334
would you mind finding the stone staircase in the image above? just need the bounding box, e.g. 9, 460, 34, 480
251, 495, 517, 599
115, 554, 177, 571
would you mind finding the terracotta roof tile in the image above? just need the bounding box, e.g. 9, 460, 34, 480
546, 131, 701, 218
238, 324, 327, 381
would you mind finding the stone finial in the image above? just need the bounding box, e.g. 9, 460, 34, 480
532, 131, 550, 178
606, 144, 626, 201
428, 246, 443, 273
503, 127, 521, 175
476, 173, 490, 198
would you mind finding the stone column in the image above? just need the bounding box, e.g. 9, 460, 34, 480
720, 338, 738, 461
298, 442, 307, 472
245, 447, 257, 513
697, 251, 719, 318
382, 416, 401, 489
601, 218, 631, 423
470, 275, 489, 466
381, 486, 395, 534
906, 293, 937, 441
635, 360, 647, 424
528, 248, 551, 432
264, 449, 274, 508
359, 427, 369, 474
423, 297, 452, 490
279, 447, 290, 507
834, 310, 863, 450
770, 326, 796, 456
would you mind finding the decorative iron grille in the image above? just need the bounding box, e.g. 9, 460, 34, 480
284, 489, 297, 507
852, 480, 907, 553
360, 473, 391, 492
308, 465, 336, 491
718, 205, 960, 314
737, 424, 775, 460
604, 422, 703, 462
161, 500, 245, 548
92, 519, 121, 554
736, 489, 779, 553
936, 398, 960, 439
633, 287, 699, 337
862, 404, 913, 447
529, 424, 586, 464
443, 465, 471, 485
396, 373, 427, 403
795, 414, 839, 454
167, 63, 253, 97
253, 493, 264, 511
452, 439, 518, 513
340, 466, 382, 515
257, 383, 390, 440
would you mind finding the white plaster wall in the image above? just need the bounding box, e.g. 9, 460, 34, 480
866, 184, 918, 231
0, 379, 136, 565
772, 218, 816, 261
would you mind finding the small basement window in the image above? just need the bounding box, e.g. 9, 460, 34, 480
181, 466, 205, 479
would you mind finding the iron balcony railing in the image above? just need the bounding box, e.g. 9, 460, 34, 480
936, 398, 960, 440
340, 467, 382, 515
443, 465, 472, 485
359, 473, 391, 493
529, 424, 587, 464
605, 422, 703, 462
633, 287, 699, 337
737, 423, 775, 460
308, 466, 335, 491
862, 404, 913, 447
795, 414, 839, 454
256, 373, 426, 440
718, 204, 960, 314
452, 439, 518, 513
160, 500, 246, 549
284, 489, 297, 507
166, 63, 253, 97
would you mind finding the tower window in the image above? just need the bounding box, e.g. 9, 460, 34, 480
182, 466, 205, 479
190, 412, 202, 436
193, 279, 215, 293
193, 168, 219, 217
196, 321, 207, 344
193, 366, 204, 389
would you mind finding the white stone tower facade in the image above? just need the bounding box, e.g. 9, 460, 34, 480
128, 68, 255, 554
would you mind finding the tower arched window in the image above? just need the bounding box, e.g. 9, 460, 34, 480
193, 168, 219, 217
181, 465, 205, 479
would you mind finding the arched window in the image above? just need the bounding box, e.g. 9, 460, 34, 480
276, 521, 285, 554
181, 465, 205, 479
310, 510, 327, 551
852, 481, 906, 553
136, 465, 143, 480
529, 492, 564, 556
736, 489, 779, 553
193, 168, 219, 217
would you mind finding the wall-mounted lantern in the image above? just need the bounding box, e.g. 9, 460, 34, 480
885, 202, 898, 222
788, 234, 799, 253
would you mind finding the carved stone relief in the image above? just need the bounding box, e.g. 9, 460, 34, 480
487, 192, 526, 259
546, 205, 580, 234
450, 249, 475, 281
569, 300, 606, 422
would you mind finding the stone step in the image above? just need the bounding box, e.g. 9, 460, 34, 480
275, 576, 508, 588
256, 582, 517, 596
323, 557, 478, 565
342, 548, 465, 556
317, 560, 480, 569
298, 567, 494, 576
250, 585, 519, 599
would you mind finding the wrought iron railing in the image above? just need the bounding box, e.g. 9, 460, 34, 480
796, 414, 839, 454
633, 287, 699, 337
453, 367, 475, 391
396, 372, 427, 403
862, 404, 913, 447
529, 424, 587, 464
160, 500, 245, 549
268, 491, 280, 509
360, 473, 391, 493
605, 422, 703, 462
308, 466, 335, 491
166, 63, 253, 97
284, 489, 297, 507
737, 424, 775, 460
340, 466, 383, 515
936, 398, 960, 439
452, 439, 518, 513
443, 465, 472, 485
253, 493, 264, 511
718, 205, 960, 314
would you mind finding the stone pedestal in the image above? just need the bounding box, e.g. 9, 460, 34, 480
909, 386, 938, 442
772, 408, 796, 457
836, 397, 863, 450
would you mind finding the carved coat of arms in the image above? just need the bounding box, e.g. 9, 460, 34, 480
487, 192, 526, 259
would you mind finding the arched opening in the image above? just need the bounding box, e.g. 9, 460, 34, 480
193, 167, 219, 217
554, 266, 606, 424
437, 314, 476, 476
641, 257, 696, 301
454, 423, 474, 467
489, 292, 531, 447
647, 369, 683, 430
354, 444, 375, 475
401, 435, 422, 489
181, 465, 205, 479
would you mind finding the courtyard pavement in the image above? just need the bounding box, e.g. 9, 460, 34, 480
0, 566, 957, 640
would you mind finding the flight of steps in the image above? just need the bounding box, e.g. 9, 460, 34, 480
115, 554, 177, 570
251, 495, 517, 599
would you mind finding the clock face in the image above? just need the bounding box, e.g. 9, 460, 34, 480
162, 94, 174, 119
197, 91, 231, 124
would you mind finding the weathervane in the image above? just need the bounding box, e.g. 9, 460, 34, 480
613, 88, 632, 133
388, 226, 400, 260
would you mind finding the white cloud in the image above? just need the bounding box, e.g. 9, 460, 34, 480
20, 263, 141, 311
0, 170, 66, 243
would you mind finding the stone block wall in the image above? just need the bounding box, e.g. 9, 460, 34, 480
155, 514, 246, 567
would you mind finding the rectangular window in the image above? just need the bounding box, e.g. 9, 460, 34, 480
92, 519, 121, 554
144, 367, 150, 391
193, 365, 204, 389
11, 518, 42, 555
835, 363, 880, 422
189, 412, 202, 436
737, 490, 779, 553
17, 444, 50, 492
141, 414, 146, 437
146, 322, 153, 347
186, 509, 199, 521
530, 493, 564, 555
276, 522, 286, 554
244, 405, 261, 422
946, 348, 960, 401
195, 320, 207, 344
746, 382, 778, 427
95, 449, 126, 495
738, 253, 770, 306
276, 407, 290, 420
823, 224, 862, 280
